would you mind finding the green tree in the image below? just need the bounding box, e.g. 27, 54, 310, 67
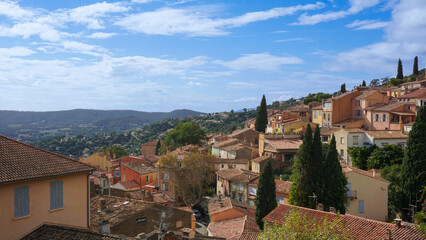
340, 83, 346, 93
289, 125, 315, 208
413, 56, 419, 76
399, 106, 426, 220
155, 140, 161, 155
381, 164, 403, 220
367, 144, 404, 169
362, 80, 366, 86
312, 125, 324, 203
258, 209, 351, 240
255, 159, 277, 230
322, 135, 347, 213
163, 121, 207, 150
347, 145, 377, 170
255, 95, 268, 133
397, 58, 404, 79
99, 145, 127, 158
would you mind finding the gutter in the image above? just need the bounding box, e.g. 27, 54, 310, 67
0, 170, 94, 186
87, 171, 93, 228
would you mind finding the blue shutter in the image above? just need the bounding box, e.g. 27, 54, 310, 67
358, 200, 365, 213
346, 183, 352, 197
50, 181, 63, 210
14, 186, 29, 218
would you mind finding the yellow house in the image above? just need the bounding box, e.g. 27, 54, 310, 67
342, 165, 390, 221
312, 106, 323, 127
0, 135, 95, 240
80, 151, 114, 171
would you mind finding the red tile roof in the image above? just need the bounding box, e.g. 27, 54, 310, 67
354, 90, 380, 100
263, 204, 424, 240
122, 161, 157, 175
398, 87, 426, 99
251, 156, 269, 163
266, 139, 302, 150
249, 179, 292, 194
0, 134, 95, 185
208, 216, 259, 240
213, 139, 239, 148
342, 164, 389, 183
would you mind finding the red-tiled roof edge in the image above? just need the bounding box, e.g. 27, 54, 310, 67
0, 134, 96, 173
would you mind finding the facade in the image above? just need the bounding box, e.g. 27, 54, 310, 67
141, 140, 158, 156
120, 161, 157, 188
208, 196, 248, 222
312, 106, 323, 127
247, 179, 292, 207
367, 101, 416, 130
211, 158, 250, 171
227, 128, 259, 147
80, 151, 114, 171
260, 137, 303, 170
323, 91, 362, 126
215, 168, 259, 204
343, 165, 390, 221
0, 134, 95, 240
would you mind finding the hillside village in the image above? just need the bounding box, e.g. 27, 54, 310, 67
1, 74, 426, 240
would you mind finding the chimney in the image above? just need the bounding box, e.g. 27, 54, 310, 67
329, 207, 336, 213
372, 169, 376, 177
394, 218, 402, 228
316, 203, 324, 211
385, 229, 392, 240
100, 198, 106, 211
98, 220, 110, 234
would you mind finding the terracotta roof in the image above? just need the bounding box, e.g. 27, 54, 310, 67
169, 145, 206, 155
122, 161, 157, 175
249, 179, 292, 194
229, 169, 259, 183
372, 101, 412, 112
251, 156, 269, 163
333, 119, 365, 127
21, 224, 125, 240
213, 139, 239, 148
114, 180, 140, 190
364, 130, 409, 139
287, 104, 309, 112
333, 90, 360, 100
152, 192, 174, 203
263, 204, 423, 240
400, 79, 426, 86
266, 139, 302, 150
216, 168, 243, 180
208, 195, 235, 216
398, 87, 426, 99
229, 232, 259, 240
0, 134, 95, 185
343, 128, 365, 133
228, 128, 258, 138
365, 102, 386, 110
320, 127, 340, 136
211, 158, 249, 164
312, 105, 323, 110
208, 216, 259, 240
342, 164, 390, 183
354, 90, 379, 100
222, 143, 249, 152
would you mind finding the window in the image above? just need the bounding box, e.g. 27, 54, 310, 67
176, 220, 183, 228
358, 200, 365, 213
355, 100, 360, 106
238, 183, 244, 191
249, 200, 255, 206
249, 186, 257, 196
163, 173, 169, 180
340, 149, 344, 157
277, 196, 284, 203
323, 102, 331, 108
340, 137, 344, 144
162, 183, 169, 191
314, 111, 317, 119
375, 114, 381, 122
346, 183, 352, 197
382, 114, 387, 122
178, 162, 182, 168
346, 202, 350, 208
221, 164, 224, 168
14, 186, 29, 218
355, 110, 361, 117
146, 175, 149, 182
122, 174, 126, 182
255, 164, 258, 171
352, 136, 359, 146
50, 181, 63, 210
323, 113, 326, 119
328, 114, 331, 121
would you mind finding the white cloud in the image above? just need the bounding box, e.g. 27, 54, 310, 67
0, 0, 35, 19
293, 0, 381, 25
0, 46, 35, 57
0, 22, 62, 41
86, 32, 117, 39
330, 0, 426, 74
217, 53, 303, 71
346, 19, 389, 30
115, 2, 324, 36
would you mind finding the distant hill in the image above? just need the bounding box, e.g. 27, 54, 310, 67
0, 109, 204, 142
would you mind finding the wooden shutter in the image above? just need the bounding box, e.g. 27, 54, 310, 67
50, 181, 63, 210
14, 186, 29, 218
358, 200, 365, 213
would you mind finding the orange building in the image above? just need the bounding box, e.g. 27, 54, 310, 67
0, 135, 95, 240
120, 161, 158, 189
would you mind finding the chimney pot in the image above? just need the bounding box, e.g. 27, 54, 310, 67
98, 220, 110, 234
316, 203, 324, 211
329, 207, 336, 213
395, 218, 402, 228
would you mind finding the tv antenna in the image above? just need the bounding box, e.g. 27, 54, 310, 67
309, 192, 318, 206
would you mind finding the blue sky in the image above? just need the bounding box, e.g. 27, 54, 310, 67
0, 0, 425, 113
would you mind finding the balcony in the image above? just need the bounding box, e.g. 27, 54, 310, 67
346, 190, 357, 199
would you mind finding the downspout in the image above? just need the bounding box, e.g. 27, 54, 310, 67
87, 173, 91, 228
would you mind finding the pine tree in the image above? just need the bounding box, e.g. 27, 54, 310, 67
322, 135, 347, 213
362, 80, 366, 86
399, 106, 426, 220
397, 59, 404, 79
340, 83, 346, 93
289, 125, 315, 208
255, 95, 268, 133
155, 140, 161, 155
255, 159, 277, 230
413, 56, 419, 76
312, 125, 324, 203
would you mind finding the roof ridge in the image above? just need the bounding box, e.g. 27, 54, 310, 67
0, 134, 93, 169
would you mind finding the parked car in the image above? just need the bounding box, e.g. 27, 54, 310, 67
192, 209, 202, 219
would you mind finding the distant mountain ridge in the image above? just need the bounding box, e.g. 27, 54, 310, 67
0, 109, 204, 142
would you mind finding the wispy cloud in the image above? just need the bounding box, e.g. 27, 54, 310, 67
216, 53, 303, 71
346, 19, 389, 30
115, 2, 325, 36
0, 46, 35, 57
86, 32, 117, 39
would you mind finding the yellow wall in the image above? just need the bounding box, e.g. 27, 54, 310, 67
0, 173, 90, 240
345, 171, 389, 221
284, 121, 317, 133
312, 109, 323, 127
81, 152, 113, 171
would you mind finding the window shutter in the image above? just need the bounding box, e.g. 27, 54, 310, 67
358, 200, 365, 213
14, 186, 29, 218
346, 183, 352, 197
50, 181, 63, 210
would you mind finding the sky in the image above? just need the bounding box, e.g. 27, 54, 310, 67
0, 0, 425, 113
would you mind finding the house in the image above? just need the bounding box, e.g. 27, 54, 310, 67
208, 196, 249, 222
352, 90, 390, 128
211, 158, 250, 171
312, 105, 323, 127
319, 127, 339, 143
333, 128, 408, 165
263, 204, 423, 240
248, 179, 292, 207
121, 161, 158, 190
342, 165, 390, 221
259, 136, 303, 170
80, 151, 115, 172
212, 139, 253, 160
90, 196, 195, 237
251, 156, 274, 174
367, 101, 416, 130
207, 215, 259, 240
287, 104, 311, 122
227, 128, 259, 147
322, 91, 362, 127
141, 140, 159, 156
399, 79, 426, 93
0, 134, 96, 240
215, 168, 259, 204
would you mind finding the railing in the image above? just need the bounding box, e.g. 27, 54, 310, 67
346, 190, 357, 199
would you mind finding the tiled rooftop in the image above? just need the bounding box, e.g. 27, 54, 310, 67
213, 139, 240, 148
208, 215, 259, 240
263, 204, 423, 240
122, 161, 157, 175
398, 87, 426, 99
354, 90, 379, 100
342, 164, 389, 183
249, 179, 292, 194
266, 139, 302, 150
21, 224, 125, 240
373, 101, 413, 112
251, 156, 269, 163
364, 130, 409, 139
0, 134, 95, 185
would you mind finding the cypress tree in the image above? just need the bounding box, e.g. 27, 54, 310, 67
312, 125, 324, 203
399, 106, 426, 220
255, 95, 268, 133
362, 80, 366, 86
397, 59, 404, 79
289, 125, 315, 208
413, 56, 419, 76
255, 159, 277, 230
322, 135, 347, 213
155, 140, 161, 155
340, 83, 346, 93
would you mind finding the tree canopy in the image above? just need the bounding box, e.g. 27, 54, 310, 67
163, 121, 207, 151
255, 95, 268, 133
413, 56, 419, 76
99, 144, 127, 158
255, 159, 277, 230
340, 83, 346, 93
397, 58, 404, 79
